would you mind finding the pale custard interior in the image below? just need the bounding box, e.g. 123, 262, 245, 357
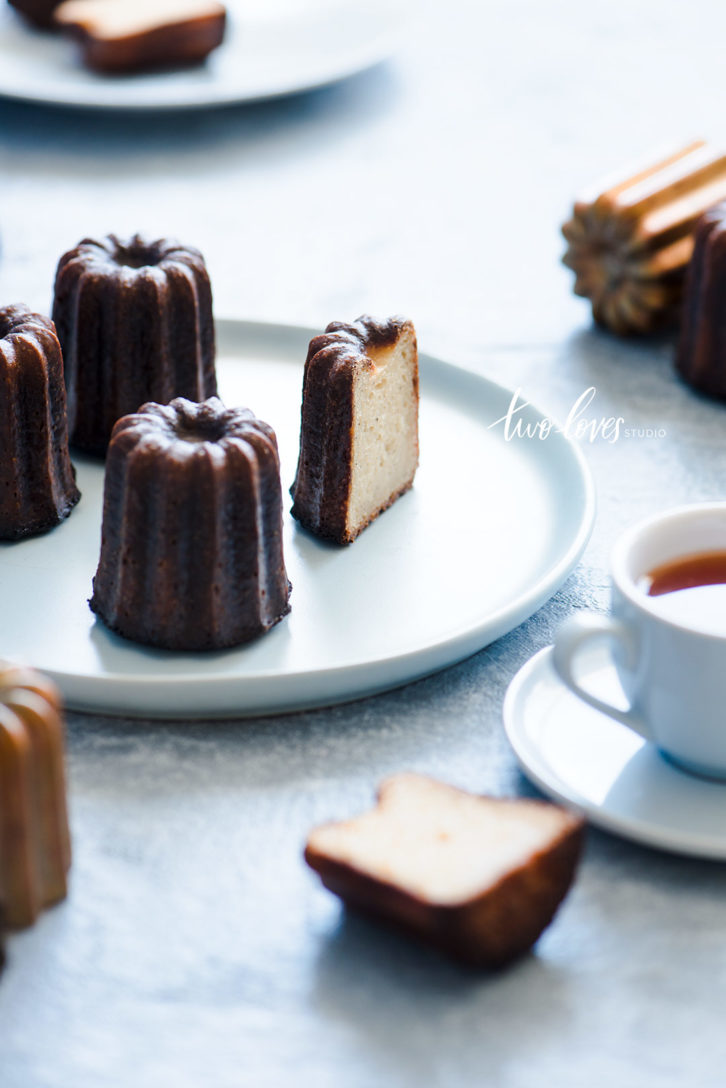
346, 326, 418, 537
308, 774, 575, 905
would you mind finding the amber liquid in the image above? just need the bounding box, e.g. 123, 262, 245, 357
639, 550, 726, 634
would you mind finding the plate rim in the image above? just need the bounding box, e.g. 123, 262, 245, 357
7, 317, 596, 717
503, 644, 726, 860
0, 3, 407, 112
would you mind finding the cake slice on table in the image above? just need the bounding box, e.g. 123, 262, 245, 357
290, 316, 419, 545
305, 774, 584, 968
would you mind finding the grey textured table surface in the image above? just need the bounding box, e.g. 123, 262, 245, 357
2, 2, 726, 1085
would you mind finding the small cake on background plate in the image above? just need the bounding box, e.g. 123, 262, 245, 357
0, 304, 80, 540
6, 0, 62, 28
54, 0, 227, 73
305, 773, 584, 968
0, 660, 71, 929
90, 397, 291, 651
290, 315, 419, 545
52, 233, 217, 456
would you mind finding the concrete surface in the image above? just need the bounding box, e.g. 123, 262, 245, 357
1, 1, 726, 1085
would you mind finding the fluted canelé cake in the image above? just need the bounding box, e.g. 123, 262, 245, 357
0, 661, 71, 930
0, 305, 80, 540
562, 141, 726, 334
290, 316, 419, 545
676, 202, 726, 399
305, 774, 584, 968
90, 397, 291, 651
52, 234, 217, 455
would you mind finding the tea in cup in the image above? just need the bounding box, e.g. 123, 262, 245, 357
553, 503, 726, 780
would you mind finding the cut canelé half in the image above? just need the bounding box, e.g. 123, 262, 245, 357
290, 315, 419, 545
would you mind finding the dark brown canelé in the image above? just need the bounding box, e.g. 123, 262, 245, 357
676, 203, 726, 399
52, 234, 217, 456
90, 397, 291, 651
290, 315, 419, 545
7, 0, 62, 27
0, 305, 80, 540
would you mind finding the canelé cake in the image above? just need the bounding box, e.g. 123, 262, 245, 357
290, 316, 419, 544
0, 305, 80, 540
676, 202, 726, 399
54, 0, 227, 73
7, 0, 62, 27
562, 141, 726, 335
52, 234, 217, 456
90, 397, 291, 651
305, 774, 584, 968
0, 661, 71, 929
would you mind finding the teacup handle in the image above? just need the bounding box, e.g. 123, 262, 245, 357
552, 613, 652, 742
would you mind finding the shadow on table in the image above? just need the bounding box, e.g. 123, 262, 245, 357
0, 61, 401, 174
309, 906, 580, 1083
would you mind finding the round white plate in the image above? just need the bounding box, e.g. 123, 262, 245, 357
0, 318, 594, 719
504, 644, 726, 859
0, 0, 409, 111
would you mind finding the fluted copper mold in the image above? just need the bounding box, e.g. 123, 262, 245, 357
562, 141, 726, 335
0, 305, 80, 540
52, 234, 217, 456
0, 662, 71, 930
90, 397, 291, 651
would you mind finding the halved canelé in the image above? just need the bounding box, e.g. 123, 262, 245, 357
290, 315, 419, 544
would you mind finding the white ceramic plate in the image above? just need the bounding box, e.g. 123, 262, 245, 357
504, 644, 726, 859
0, 318, 594, 718
0, 0, 409, 111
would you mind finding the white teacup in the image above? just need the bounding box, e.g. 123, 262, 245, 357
553, 503, 726, 781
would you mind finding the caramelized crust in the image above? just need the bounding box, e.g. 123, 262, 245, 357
291, 316, 419, 544
90, 397, 292, 651
0, 305, 80, 539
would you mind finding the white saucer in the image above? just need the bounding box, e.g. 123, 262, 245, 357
503, 644, 726, 859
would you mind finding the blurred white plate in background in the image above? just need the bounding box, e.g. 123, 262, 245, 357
0, 0, 410, 110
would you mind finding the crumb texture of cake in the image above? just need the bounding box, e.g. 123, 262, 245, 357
562, 140, 726, 335
0, 661, 72, 929
90, 396, 292, 651
676, 202, 726, 399
305, 773, 584, 967
290, 315, 419, 545
52, 233, 217, 456
54, 0, 227, 72
0, 304, 80, 540
7, 0, 62, 27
